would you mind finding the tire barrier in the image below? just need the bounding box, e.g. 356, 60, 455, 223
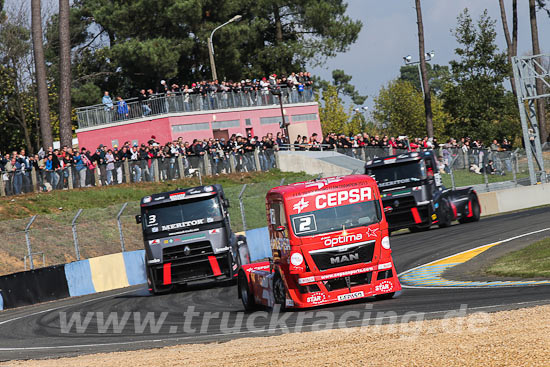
0, 265, 69, 309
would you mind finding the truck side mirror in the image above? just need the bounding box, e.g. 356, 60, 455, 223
384, 206, 393, 214
135, 215, 142, 224
275, 225, 286, 232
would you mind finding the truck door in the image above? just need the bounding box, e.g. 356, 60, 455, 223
268, 201, 289, 264
424, 156, 442, 188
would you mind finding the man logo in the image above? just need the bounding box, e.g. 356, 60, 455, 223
330, 252, 359, 265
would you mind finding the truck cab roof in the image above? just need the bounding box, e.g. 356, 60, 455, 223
365, 150, 435, 168
267, 175, 379, 202
140, 184, 224, 207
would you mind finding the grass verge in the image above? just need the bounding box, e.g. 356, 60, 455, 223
440, 169, 529, 188
485, 237, 550, 278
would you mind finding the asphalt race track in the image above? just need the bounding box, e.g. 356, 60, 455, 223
1, 206, 550, 361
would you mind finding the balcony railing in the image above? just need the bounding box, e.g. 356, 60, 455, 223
76, 87, 315, 129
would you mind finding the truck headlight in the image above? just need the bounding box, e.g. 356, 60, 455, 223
290, 252, 304, 266
381, 236, 391, 250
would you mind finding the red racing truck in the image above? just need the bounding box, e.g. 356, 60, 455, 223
238, 175, 401, 310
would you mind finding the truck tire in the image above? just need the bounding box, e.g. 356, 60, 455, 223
438, 199, 453, 228
238, 271, 256, 311
147, 265, 173, 295
459, 193, 481, 224
273, 272, 288, 311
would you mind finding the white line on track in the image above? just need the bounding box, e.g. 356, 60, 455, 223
397, 227, 550, 288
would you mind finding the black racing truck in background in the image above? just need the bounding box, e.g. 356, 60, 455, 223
136, 185, 249, 294
365, 150, 481, 233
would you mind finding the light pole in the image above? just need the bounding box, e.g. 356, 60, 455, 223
208, 15, 242, 81
403, 51, 434, 96
270, 88, 290, 139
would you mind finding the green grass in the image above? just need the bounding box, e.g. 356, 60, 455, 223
485, 237, 550, 278
440, 169, 530, 188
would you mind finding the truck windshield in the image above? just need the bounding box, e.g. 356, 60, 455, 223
289, 201, 380, 237
366, 161, 425, 185
143, 197, 222, 233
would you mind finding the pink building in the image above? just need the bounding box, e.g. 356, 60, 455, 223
76, 102, 322, 149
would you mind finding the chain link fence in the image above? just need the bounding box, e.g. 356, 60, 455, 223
334, 146, 544, 192
0, 174, 312, 276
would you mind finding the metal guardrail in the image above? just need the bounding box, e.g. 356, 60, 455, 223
76, 87, 315, 129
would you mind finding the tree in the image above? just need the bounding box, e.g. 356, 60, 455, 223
331, 69, 367, 105
442, 9, 520, 143
399, 63, 451, 96
528, 0, 547, 143
498, 0, 518, 97
314, 69, 367, 106
57, 0, 362, 101
372, 79, 449, 139
31, 0, 53, 149
317, 84, 350, 134
58, 0, 72, 148
0, 7, 41, 153
414, 0, 434, 138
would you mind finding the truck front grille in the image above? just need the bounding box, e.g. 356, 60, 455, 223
324, 272, 372, 291
162, 241, 214, 262
383, 196, 429, 227
162, 241, 229, 282
309, 241, 375, 271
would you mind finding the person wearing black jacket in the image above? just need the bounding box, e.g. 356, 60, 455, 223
138, 89, 151, 116
92, 145, 107, 185
115, 146, 129, 184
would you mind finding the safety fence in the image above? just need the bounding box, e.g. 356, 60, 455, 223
76, 87, 315, 129
0, 149, 278, 196
0, 174, 311, 276
332, 146, 546, 192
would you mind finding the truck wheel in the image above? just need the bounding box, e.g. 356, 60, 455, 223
238, 272, 256, 311
438, 199, 452, 228
459, 194, 481, 224
147, 265, 172, 295
375, 292, 395, 300
273, 272, 288, 310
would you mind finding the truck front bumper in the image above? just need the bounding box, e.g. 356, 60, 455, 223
287, 261, 402, 308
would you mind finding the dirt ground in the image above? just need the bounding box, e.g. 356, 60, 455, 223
3, 305, 550, 367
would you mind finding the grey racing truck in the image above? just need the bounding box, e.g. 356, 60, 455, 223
136, 185, 249, 294
365, 150, 480, 232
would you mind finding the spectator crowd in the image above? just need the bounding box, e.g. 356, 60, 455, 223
1, 129, 518, 196
100, 71, 314, 121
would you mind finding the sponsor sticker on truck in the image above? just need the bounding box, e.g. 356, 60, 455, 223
337, 291, 365, 301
